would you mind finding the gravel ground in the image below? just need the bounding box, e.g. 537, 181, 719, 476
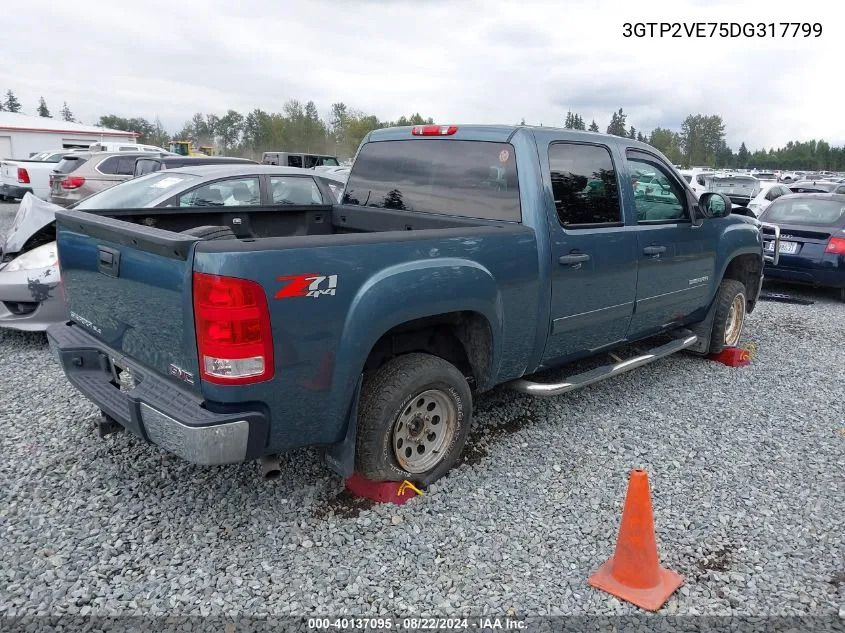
1, 200, 843, 621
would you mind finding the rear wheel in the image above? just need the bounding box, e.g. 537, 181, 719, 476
709, 279, 747, 354
356, 353, 472, 485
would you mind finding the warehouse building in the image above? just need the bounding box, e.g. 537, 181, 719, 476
0, 112, 139, 159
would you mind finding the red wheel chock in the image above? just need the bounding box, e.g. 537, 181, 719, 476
708, 345, 754, 367
344, 473, 424, 505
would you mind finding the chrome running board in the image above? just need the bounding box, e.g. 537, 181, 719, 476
507, 332, 699, 397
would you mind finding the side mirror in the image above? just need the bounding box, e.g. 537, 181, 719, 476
698, 192, 732, 219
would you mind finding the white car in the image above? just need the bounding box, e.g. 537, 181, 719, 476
678, 168, 712, 196
746, 182, 792, 217
0, 150, 86, 201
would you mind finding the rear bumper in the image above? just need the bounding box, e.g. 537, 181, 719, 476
0, 183, 33, 199
46, 321, 269, 465
764, 259, 845, 289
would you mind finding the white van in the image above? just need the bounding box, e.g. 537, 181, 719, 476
87, 142, 171, 154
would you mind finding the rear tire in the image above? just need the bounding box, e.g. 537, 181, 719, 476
181, 225, 236, 241
708, 279, 747, 354
356, 353, 472, 486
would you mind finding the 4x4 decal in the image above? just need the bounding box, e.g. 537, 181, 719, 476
275, 274, 338, 299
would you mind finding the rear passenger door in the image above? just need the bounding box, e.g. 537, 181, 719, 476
624, 150, 716, 337
541, 142, 639, 365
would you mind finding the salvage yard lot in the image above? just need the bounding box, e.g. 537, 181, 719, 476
0, 201, 843, 618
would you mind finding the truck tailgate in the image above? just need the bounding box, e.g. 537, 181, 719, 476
55, 209, 200, 387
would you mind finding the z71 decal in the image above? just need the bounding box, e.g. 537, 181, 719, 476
275, 274, 338, 299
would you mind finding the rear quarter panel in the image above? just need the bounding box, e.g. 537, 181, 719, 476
193, 226, 540, 452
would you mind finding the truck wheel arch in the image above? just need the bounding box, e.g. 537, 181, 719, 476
720, 252, 763, 313
362, 311, 495, 391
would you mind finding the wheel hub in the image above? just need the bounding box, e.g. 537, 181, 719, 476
392, 389, 458, 474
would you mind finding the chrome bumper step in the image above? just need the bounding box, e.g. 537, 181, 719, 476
506, 331, 699, 397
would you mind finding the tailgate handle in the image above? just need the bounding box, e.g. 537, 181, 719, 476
97, 246, 121, 277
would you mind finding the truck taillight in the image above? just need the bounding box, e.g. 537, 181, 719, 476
17, 168, 30, 184
61, 176, 86, 189
192, 272, 274, 385
825, 236, 845, 255
411, 125, 458, 136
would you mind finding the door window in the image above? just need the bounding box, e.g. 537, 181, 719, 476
287, 155, 303, 168
269, 176, 323, 204
627, 152, 688, 223
548, 143, 622, 227
178, 177, 261, 207
97, 156, 119, 174
116, 156, 138, 175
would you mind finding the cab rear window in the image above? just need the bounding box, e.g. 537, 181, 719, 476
342, 140, 521, 221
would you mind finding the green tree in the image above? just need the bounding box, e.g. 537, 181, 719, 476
628, 126, 636, 139
648, 127, 684, 164
37, 97, 51, 117
679, 114, 725, 166
216, 109, 244, 153
636, 131, 646, 142
736, 142, 749, 168
606, 108, 627, 136
60, 102, 75, 122
4, 90, 22, 113
588, 119, 599, 132
148, 117, 170, 148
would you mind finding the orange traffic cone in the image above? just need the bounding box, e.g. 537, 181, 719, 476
588, 469, 683, 611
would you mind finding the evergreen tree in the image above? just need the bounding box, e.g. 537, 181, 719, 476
628, 126, 636, 139
4, 90, 22, 113
37, 97, 51, 117
588, 119, 599, 132
606, 108, 628, 136
564, 111, 574, 129
636, 131, 646, 142
737, 142, 749, 168
60, 102, 75, 122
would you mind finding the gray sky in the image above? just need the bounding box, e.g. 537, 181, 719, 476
2, 0, 840, 150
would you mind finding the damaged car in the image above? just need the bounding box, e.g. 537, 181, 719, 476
0, 165, 347, 331
0, 195, 63, 331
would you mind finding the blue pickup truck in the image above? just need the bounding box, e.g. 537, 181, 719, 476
47, 125, 766, 485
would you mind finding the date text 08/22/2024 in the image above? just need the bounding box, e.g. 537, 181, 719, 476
307, 617, 526, 630
623, 22, 822, 38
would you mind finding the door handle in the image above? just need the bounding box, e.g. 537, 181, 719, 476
97, 246, 121, 277
643, 245, 667, 256
559, 253, 590, 266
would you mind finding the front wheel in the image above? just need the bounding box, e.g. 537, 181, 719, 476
708, 279, 747, 354
356, 353, 472, 485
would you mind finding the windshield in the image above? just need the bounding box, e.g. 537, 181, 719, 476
74, 171, 200, 209
763, 198, 845, 226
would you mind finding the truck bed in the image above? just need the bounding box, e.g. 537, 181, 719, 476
85, 202, 504, 240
